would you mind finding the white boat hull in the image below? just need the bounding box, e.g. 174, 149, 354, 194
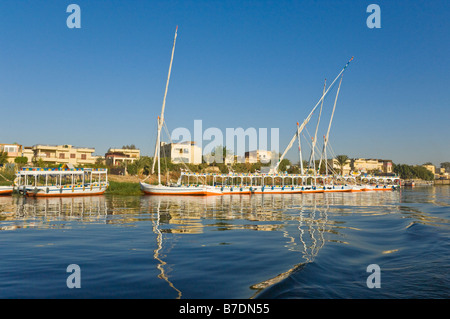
22, 184, 108, 197
140, 182, 398, 196
372, 185, 400, 191
218, 184, 355, 194
140, 182, 222, 196
0, 186, 14, 195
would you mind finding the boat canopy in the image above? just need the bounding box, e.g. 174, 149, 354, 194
17, 167, 107, 176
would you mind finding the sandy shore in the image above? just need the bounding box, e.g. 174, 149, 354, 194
108, 174, 146, 183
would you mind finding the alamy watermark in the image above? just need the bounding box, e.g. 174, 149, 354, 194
366, 4, 381, 29
66, 4, 81, 29
66, 4, 381, 30
171, 120, 280, 165
366, 264, 381, 288
66, 264, 81, 288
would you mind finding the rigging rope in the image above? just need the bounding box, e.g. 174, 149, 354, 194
0, 173, 13, 183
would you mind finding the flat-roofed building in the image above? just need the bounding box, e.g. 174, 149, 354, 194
331, 157, 394, 175
0, 143, 23, 163
32, 144, 96, 166
351, 158, 393, 174
22, 147, 34, 165
160, 141, 202, 164
245, 150, 272, 164
422, 164, 435, 175
108, 148, 140, 160
331, 158, 352, 175
105, 148, 140, 166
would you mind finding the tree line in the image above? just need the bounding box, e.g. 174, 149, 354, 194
333, 154, 436, 181
393, 164, 434, 181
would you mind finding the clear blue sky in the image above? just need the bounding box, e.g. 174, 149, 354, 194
1, 0, 449, 166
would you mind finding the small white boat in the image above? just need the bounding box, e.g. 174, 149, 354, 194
16, 167, 108, 197
0, 185, 14, 195
323, 184, 354, 193
371, 184, 399, 191
140, 182, 222, 196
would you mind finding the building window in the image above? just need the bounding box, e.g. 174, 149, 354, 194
70, 154, 76, 159
59, 153, 65, 159
81, 154, 87, 160
3, 145, 18, 153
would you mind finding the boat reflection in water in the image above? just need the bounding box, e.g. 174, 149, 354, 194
0, 195, 108, 230
0, 191, 402, 298
140, 191, 401, 298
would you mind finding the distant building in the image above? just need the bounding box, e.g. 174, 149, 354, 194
32, 144, 97, 166
331, 158, 394, 175
435, 167, 449, 180
109, 148, 140, 160
352, 158, 393, 174
105, 148, 140, 166
331, 158, 352, 175
244, 150, 272, 164
0, 143, 23, 163
22, 147, 34, 164
422, 164, 435, 175
105, 149, 140, 166
160, 141, 201, 164
224, 154, 235, 165
380, 160, 393, 174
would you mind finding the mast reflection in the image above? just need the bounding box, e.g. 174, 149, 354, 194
141, 191, 401, 298
152, 199, 183, 299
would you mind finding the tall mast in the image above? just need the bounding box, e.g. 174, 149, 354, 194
152, 26, 178, 182
319, 75, 343, 175
308, 79, 326, 174
297, 122, 303, 174
274, 57, 353, 173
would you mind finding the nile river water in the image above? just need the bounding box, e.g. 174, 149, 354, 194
0, 186, 449, 299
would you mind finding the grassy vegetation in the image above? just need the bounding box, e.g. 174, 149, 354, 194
106, 181, 141, 195
0, 165, 15, 186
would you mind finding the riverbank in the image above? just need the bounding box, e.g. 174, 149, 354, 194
106, 174, 144, 195
400, 179, 450, 186
106, 173, 180, 195
401, 179, 434, 186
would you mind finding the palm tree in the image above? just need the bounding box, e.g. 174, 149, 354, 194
0, 151, 8, 166
94, 156, 105, 168
335, 155, 349, 175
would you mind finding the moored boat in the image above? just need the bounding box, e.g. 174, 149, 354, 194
140, 182, 222, 196
403, 180, 415, 187
140, 27, 222, 197
140, 36, 398, 197
372, 184, 399, 191
16, 167, 108, 197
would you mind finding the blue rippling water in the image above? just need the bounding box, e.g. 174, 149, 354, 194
0, 186, 448, 299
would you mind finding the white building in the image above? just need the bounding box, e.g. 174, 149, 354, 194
160, 141, 202, 164
245, 150, 272, 164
